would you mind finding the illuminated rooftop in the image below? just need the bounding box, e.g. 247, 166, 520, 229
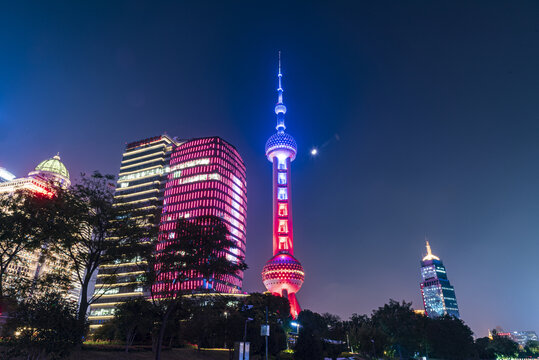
34, 153, 70, 179
422, 240, 440, 261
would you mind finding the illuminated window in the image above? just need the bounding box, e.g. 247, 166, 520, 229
278, 220, 288, 233
277, 188, 287, 200
278, 158, 287, 170
278, 172, 287, 185
278, 203, 288, 217
278, 236, 288, 250
168, 232, 175, 239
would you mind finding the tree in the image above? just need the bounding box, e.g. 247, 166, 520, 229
488, 335, 520, 358
241, 293, 290, 356
114, 297, 155, 352
45, 172, 153, 337
524, 340, 539, 357
475, 335, 520, 359
2, 290, 81, 360
371, 299, 422, 359
354, 320, 389, 358
294, 310, 325, 360
139, 215, 247, 360
425, 315, 474, 359
475, 337, 496, 359
344, 313, 368, 353
0, 191, 53, 297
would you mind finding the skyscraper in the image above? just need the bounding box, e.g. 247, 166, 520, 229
420, 241, 460, 318
158, 136, 247, 293
89, 135, 180, 328
261, 54, 305, 318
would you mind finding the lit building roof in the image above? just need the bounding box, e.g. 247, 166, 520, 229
422, 240, 440, 261
33, 153, 70, 179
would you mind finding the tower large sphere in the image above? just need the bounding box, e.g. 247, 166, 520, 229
265, 132, 297, 161
262, 252, 304, 295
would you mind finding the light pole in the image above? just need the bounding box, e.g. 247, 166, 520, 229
291, 321, 301, 334
243, 317, 253, 342
223, 311, 228, 349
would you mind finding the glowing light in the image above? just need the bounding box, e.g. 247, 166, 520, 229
0, 168, 16, 182
422, 240, 440, 261
310, 148, 318, 156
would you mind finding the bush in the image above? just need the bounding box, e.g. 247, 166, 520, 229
2, 291, 83, 360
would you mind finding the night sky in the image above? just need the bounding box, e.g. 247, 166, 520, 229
1, 1, 539, 337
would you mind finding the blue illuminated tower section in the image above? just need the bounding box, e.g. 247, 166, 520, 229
262, 53, 305, 318
420, 241, 460, 318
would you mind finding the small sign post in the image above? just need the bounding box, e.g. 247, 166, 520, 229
260, 324, 270, 337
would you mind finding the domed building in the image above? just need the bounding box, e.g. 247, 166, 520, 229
29, 153, 71, 188
0, 153, 70, 196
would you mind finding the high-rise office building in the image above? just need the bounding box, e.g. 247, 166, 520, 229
420, 241, 460, 318
89, 135, 179, 328
157, 136, 247, 293
261, 54, 305, 318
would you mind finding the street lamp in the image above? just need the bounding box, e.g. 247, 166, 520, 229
243, 317, 253, 342
290, 321, 301, 334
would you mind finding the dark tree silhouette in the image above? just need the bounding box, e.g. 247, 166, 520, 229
44, 172, 153, 337
137, 215, 247, 360
0, 191, 54, 297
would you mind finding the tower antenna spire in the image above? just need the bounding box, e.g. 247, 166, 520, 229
423, 238, 440, 261
275, 51, 287, 131
278, 50, 282, 88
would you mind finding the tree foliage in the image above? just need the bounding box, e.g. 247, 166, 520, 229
0, 191, 55, 297
137, 215, 248, 360
44, 172, 154, 334
2, 290, 82, 360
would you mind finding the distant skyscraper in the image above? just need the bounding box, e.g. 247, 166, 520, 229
261, 54, 305, 318
420, 241, 460, 318
89, 135, 179, 328
158, 136, 247, 293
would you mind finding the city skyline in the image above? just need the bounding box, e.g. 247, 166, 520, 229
1, 1, 539, 337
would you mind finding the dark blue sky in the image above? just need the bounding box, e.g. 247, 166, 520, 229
1, 1, 539, 336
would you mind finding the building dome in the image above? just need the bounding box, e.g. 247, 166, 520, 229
265, 131, 297, 161
29, 154, 70, 187
262, 252, 304, 295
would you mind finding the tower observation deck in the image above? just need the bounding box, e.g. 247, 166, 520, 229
261, 53, 305, 318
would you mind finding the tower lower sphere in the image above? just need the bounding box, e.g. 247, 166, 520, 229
262, 253, 304, 318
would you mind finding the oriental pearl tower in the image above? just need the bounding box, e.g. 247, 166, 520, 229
262, 53, 305, 318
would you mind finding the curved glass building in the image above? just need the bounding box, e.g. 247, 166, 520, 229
158, 136, 247, 293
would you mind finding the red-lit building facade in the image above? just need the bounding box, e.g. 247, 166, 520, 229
158, 137, 247, 293
261, 55, 305, 318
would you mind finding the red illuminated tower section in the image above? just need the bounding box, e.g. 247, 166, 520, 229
158, 137, 247, 293
262, 54, 305, 318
